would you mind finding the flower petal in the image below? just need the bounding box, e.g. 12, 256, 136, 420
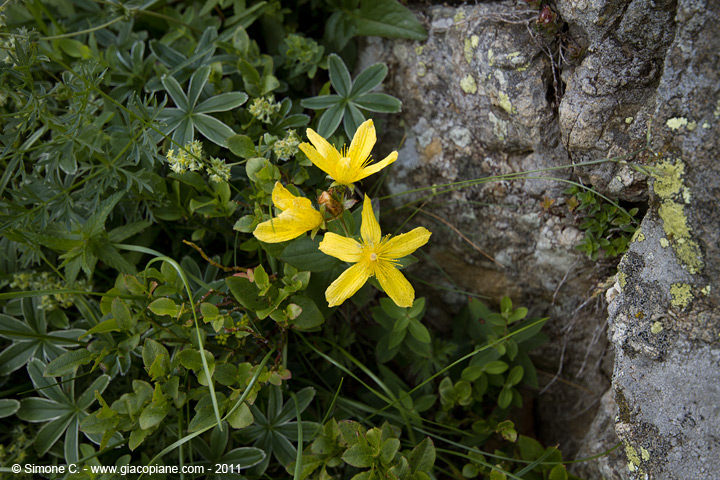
360, 195, 381, 246
375, 262, 415, 308
325, 262, 371, 307
347, 119, 376, 170
319, 233, 364, 263
355, 151, 398, 182
299, 142, 336, 180
272, 182, 295, 211
382, 227, 432, 259
253, 204, 323, 243
302, 128, 341, 177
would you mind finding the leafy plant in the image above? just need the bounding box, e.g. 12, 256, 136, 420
301, 54, 402, 138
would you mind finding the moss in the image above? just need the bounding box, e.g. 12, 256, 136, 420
670, 283, 692, 309
498, 92, 516, 114
460, 75, 477, 94
666, 117, 688, 130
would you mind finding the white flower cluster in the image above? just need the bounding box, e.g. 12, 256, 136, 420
248, 95, 281, 123
166, 141, 231, 183
272, 129, 301, 160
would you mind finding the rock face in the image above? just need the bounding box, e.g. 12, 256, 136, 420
360, 0, 720, 477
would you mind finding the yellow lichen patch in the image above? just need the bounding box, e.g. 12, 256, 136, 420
471, 35, 479, 48
617, 271, 628, 289
625, 117, 634, 124
460, 75, 477, 94
653, 160, 704, 274
488, 49, 495, 66
666, 117, 688, 130
660, 238, 669, 248
651, 321, 664, 334
641, 447, 651, 461
687, 121, 697, 131
626, 444, 641, 467
701, 285, 711, 296
670, 283, 692, 309
498, 92, 516, 114
453, 10, 465, 22
415, 45, 424, 55
631, 228, 645, 242
417, 62, 426, 77
464, 39, 474, 64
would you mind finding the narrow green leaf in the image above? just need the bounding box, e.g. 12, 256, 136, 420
317, 103, 345, 138
161, 74, 189, 111
350, 63, 388, 98
353, 93, 402, 113
195, 92, 249, 113
187, 65, 211, 107
0, 399, 20, 418
194, 113, 236, 147
327, 54, 352, 97
300, 94, 342, 110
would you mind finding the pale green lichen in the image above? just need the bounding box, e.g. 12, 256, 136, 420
464, 39, 474, 64
687, 121, 697, 131
488, 112, 507, 140
641, 447, 650, 461
617, 272, 628, 289
488, 49, 495, 66
631, 228, 645, 242
453, 10, 465, 22
626, 444, 641, 467
498, 92, 516, 114
666, 117, 688, 130
651, 321, 664, 334
471, 35, 479, 48
653, 160, 704, 274
660, 238, 669, 248
670, 283, 692, 309
415, 45, 424, 55
701, 285, 711, 296
703, 122, 711, 129
625, 117, 634, 124
460, 75, 477, 94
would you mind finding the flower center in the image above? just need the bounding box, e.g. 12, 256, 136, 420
370, 253, 378, 261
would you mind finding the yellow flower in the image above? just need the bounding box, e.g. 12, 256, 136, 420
319, 195, 431, 307
299, 119, 398, 186
253, 182, 323, 243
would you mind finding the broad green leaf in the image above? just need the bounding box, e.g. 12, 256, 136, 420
498, 387, 512, 409
288, 295, 324, 330
407, 319, 430, 343
280, 236, 340, 272
342, 443, 375, 468
485, 360, 509, 375
227, 402, 254, 429
379, 438, 400, 465
147, 298, 180, 317
57, 38, 91, 58
112, 297, 135, 330
506, 365, 524, 387
549, 464, 569, 480
226, 276, 269, 310
408, 437, 435, 473
143, 338, 169, 371
353, 0, 428, 40
227, 134, 256, 158
139, 402, 169, 430
327, 54, 352, 97
195, 92, 249, 113
45, 349, 94, 377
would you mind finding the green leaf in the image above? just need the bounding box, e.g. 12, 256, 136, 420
147, 298, 180, 317
549, 464, 568, 480
227, 402, 254, 429
280, 236, 340, 272
139, 402, 169, 430
0, 399, 20, 418
187, 65, 211, 107
407, 319, 431, 343
317, 103, 346, 138
226, 276, 269, 310
498, 387, 512, 409
353, 93, 402, 113
143, 338, 169, 372
408, 437, 435, 473
112, 297, 135, 330
129, 427, 152, 450
300, 94, 342, 109
44, 349, 93, 377
195, 92, 248, 114
327, 54, 352, 97
379, 438, 400, 465
342, 443, 375, 468
353, 0, 428, 40
161, 74, 189, 111
485, 360, 509, 375
350, 63, 388, 98
194, 114, 236, 147
506, 365, 524, 387
288, 295, 324, 330
387, 328, 406, 349
58, 38, 91, 58
227, 134, 256, 158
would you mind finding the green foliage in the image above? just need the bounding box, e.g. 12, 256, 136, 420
565, 186, 639, 260
0, 1, 581, 479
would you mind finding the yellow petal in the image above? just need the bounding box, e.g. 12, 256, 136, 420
299, 142, 336, 180
303, 128, 342, 175
319, 233, 364, 263
375, 261, 414, 308
333, 157, 356, 185
347, 119, 376, 170
355, 151, 398, 182
272, 182, 295, 211
382, 227, 431, 259
360, 195, 381, 246
325, 262, 371, 307
253, 203, 323, 243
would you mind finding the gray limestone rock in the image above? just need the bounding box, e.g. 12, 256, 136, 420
360, 0, 719, 477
